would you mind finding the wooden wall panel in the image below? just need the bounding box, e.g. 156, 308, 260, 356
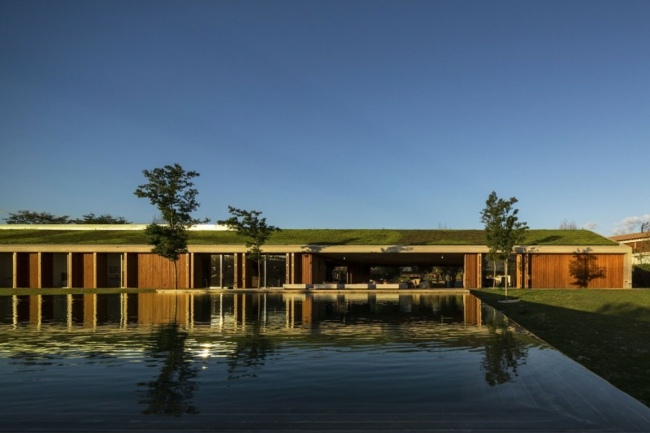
464, 254, 479, 289
83, 253, 95, 288
301, 254, 312, 284
137, 253, 189, 289
29, 253, 39, 288
299, 254, 327, 284
531, 253, 624, 288
531, 254, 571, 288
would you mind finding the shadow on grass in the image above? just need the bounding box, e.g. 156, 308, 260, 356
472, 290, 650, 407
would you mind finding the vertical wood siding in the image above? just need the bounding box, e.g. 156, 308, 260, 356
301, 254, 312, 284
137, 254, 189, 289
464, 254, 479, 289
29, 253, 39, 288
530, 253, 624, 288
83, 253, 95, 288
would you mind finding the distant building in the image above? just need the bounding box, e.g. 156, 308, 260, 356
610, 231, 650, 265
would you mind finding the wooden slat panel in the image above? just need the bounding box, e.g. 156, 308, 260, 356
83, 253, 94, 288
137, 253, 189, 289
464, 254, 479, 289
301, 254, 312, 284
29, 253, 39, 288
531, 253, 624, 288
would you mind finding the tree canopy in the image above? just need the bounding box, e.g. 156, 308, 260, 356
134, 163, 206, 229
218, 206, 280, 288
480, 191, 528, 294
134, 163, 207, 288
4, 210, 130, 224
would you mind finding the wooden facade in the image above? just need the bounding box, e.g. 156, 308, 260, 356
463, 253, 481, 289
0, 243, 632, 290
137, 253, 190, 289
527, 253, 624, 289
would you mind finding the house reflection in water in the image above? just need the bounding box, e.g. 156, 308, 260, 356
0, 292, 484, 330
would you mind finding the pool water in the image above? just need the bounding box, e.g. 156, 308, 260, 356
0, 292, 648, 432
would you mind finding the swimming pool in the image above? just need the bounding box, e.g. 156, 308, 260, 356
0, 292, 648, 432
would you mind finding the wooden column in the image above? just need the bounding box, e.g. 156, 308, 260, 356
189, 253, 195, 289
12, 252, 17, 289
67, 252, 73, 289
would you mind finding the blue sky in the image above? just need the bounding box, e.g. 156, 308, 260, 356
1, 0, 649, 235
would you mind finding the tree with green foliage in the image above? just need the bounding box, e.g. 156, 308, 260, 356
480, 193, 503, 288
5, 210, 71, 224
5, 210, 130, 224
218, 206, 280, 289
480, 191, 528, 296
134, 163, 207, 289
74, 213, 131, 224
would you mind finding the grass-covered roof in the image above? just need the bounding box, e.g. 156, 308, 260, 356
0, 228, 617, 246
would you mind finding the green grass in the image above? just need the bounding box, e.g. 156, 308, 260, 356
472, 289, 650, 406
0, 228, 617, 246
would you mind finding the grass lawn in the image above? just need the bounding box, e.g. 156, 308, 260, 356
472, 289, 650, 407
0, 228, 617, 246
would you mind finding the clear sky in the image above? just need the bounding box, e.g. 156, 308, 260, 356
1, 0, 649, 235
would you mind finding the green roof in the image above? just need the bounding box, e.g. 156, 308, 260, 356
0, 228, 618, 246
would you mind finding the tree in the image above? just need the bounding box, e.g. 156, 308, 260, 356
480, 193, 503, 288
134, 163, 207, 289
559, 219, 578, 230
218, 206, 280, 289
4, 210, 130, 224
74, 213, 131, 224
5, 210, 71, 224
480, 191, 529, 297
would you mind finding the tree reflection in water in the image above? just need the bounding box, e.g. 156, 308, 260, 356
226, 324, 276, 380
481, 317, 529, 386
138, 323, 199, 416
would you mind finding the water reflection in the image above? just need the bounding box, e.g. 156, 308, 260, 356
481, 317, 529, 386
0, 291, 537, 419
138, 323, 199, 416
0, 292, 483, 329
